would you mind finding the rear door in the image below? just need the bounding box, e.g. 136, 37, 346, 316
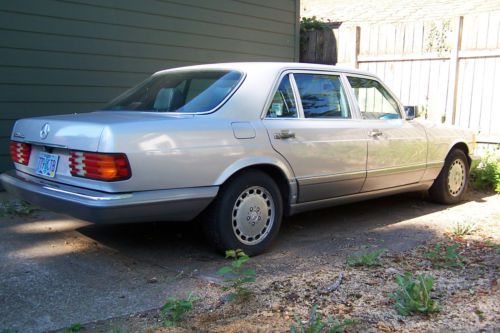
263, 71, 368, 203
345, 75, 427, 192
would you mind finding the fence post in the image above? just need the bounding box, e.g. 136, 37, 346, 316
446, 16, 463, 124
354, 26, 360, 68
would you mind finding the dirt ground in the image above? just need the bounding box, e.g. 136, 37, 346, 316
57, 189, 500, 333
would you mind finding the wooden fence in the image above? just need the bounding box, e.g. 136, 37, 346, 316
336, 12, 500, 141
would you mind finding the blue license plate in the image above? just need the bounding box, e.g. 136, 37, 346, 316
35, 152, 59, 178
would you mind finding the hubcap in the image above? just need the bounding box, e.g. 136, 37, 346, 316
448, 159, 466, 196
232, 186, 275, 245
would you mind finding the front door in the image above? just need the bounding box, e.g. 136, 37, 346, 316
263, 72, 368, 203
346, 75, 427, 192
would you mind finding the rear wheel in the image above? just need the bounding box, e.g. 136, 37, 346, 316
429, 149, 469, 204
203, 170, 283, 256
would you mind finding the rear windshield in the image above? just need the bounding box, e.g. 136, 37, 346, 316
102, 70, 243, 113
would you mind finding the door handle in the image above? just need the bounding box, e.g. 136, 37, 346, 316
274, 130, 295, 139
369, 129, 383, 138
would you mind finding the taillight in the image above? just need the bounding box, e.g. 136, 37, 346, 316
9, 141, 32, 165
69, 151, 131, 181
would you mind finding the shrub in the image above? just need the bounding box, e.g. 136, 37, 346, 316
470, 153, 500, 192
161, 293, 196, 327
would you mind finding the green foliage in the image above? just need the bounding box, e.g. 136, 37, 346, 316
161, 293, 196, 327
66, 323, 84, 332
217, 249, 256, 302
450, 222, 478, 236
0, 200, 39, 218
300, 16, 329, 33
347, 248, 386, 267
1, 329, 17, 333
390, 273, 440, 316
290, 305, 358, 333
425, 243, 465, 268
470, 153, 500, 192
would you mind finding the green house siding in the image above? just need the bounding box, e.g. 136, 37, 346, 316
0, 0, 299, 173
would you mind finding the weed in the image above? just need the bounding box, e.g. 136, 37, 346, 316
347, 248, 386, 267
161, 293, 196, 327
1, 329, 17, 333
390, 272, 439, 316
0, 200, 39, 218
450, 222, 478, 236
66, 323, 84, 332
290, 304, 358, 333
470, 153, 500, 192
217, 249, 256, 302
425, 243, 465, 268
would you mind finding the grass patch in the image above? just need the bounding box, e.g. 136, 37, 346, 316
161, 293, 196, 327
450, 222, 478, 237
347, 248, 386, 267
66, 323, 84, 332
0, 200, 39, 218
290, 304, 358, 333
390, 273, 439, 316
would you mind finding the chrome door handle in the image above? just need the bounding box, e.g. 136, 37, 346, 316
369, 129, 383, 137
274, 130, 295, 139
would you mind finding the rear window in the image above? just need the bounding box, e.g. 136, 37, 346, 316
102, 70, 243, 113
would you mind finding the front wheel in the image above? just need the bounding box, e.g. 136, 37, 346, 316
428, 149, 469, 204
203, 170, 283, 256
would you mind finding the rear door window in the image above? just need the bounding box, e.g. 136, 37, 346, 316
294, 74, 351, 119
266, 74, 298, 118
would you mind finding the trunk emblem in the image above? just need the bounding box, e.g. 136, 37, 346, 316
40, 123, 50, 140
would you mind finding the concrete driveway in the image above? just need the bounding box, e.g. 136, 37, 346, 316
0, 190, 496, 332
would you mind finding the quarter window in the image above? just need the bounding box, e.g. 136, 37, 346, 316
347, 76, 401, 119
266, 75, 298, 118
294, 74, 351, 119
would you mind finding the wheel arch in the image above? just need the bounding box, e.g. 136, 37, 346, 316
448, 141, 471, 166
214, 158, 297, 214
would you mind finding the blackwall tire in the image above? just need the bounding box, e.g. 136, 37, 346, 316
203, 170, 283, 256
429, 149, 469, 204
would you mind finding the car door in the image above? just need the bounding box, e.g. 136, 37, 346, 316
345, 75, 427, 192
263, 71, 368, 203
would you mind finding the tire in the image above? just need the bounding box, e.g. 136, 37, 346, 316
203, 170, 283, 256
428, 149, 469, 204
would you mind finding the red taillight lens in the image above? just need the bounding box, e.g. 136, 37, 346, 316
69, 151, 131, 181
9, 141, 32, 165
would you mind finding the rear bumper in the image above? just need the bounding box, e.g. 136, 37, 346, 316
0, 170, 218, 224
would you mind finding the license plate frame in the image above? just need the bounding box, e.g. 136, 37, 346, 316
35, 152, 59, 178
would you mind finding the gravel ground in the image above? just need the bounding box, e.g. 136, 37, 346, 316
64, 190, 500, 333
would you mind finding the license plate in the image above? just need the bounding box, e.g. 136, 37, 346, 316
35, 152, 59, 178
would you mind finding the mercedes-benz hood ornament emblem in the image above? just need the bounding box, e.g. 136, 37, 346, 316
40, 123, 50, 140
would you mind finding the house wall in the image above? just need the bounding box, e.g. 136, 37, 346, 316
0, 0, 299, 173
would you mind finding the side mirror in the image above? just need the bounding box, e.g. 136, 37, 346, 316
404, 106, 416, 120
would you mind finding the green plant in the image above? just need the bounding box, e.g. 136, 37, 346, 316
347, 248, 386, 267
425, 243, 465, 268
390, 273, 439, 316
290, 304, 358, 333
470, 152, 500, 192
161, 293, 196, 327
450, 222, 478, 236
300, 16, 329, 33
0, 200, 39, 217
66, 323, 84, 332
1, 329, 17, 333
217, 249, 256, 302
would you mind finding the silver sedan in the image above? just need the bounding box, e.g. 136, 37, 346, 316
1, 62, 475, 255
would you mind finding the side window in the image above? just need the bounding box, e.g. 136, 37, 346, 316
347, 76, 401, 120
266, 74, 298, 118
294, 73, 351, 119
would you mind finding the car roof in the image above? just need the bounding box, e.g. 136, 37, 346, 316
153, 62, 373, 77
